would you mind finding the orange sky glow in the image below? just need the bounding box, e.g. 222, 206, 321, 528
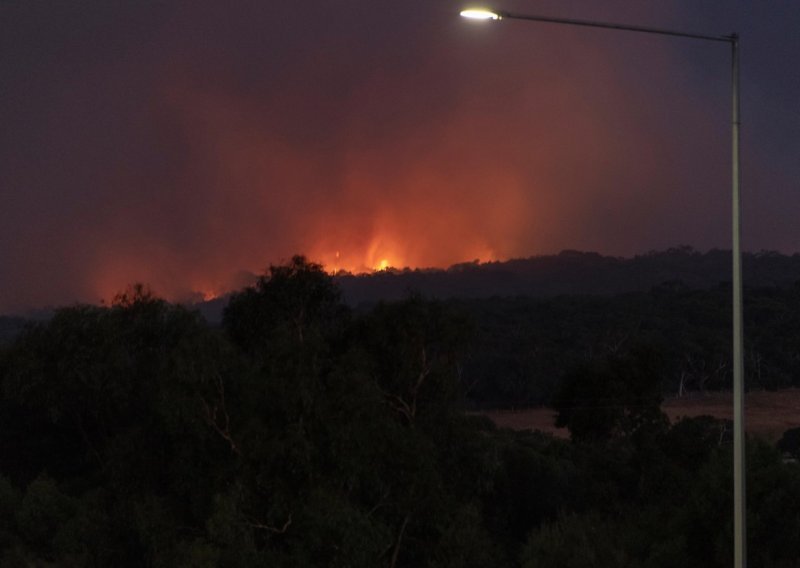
2, 2, 797, 313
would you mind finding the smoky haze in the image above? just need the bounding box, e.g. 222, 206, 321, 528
1, 1, 798, 313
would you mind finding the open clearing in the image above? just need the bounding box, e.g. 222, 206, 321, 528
482, 388, 800, 443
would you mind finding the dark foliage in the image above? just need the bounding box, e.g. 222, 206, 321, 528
449, 283, 800, 407
336, 247, 800, 305
1, 258, 800, 566
552, 345, 668, 443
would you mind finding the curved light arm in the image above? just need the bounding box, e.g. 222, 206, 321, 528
463, 8, 734, 44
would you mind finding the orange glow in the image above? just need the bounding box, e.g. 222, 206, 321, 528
308, 232, 497, 276
0, 1, 752, 317
7, 34, 707, 315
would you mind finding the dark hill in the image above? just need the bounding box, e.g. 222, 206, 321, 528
334, 247, 800, 307
5, 248, 800, 328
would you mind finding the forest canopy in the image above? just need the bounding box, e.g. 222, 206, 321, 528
1, 256, 799, 566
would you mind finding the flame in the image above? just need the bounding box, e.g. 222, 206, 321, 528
309, 230, 498, 276
200, 290, 219, 301
312, 234, 404, 274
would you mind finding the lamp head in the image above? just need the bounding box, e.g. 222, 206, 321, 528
460, 9, 501, 21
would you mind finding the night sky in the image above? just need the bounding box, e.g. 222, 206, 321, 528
1, 1, 798, 313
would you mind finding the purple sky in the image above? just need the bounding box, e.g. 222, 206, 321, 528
1, 1, 798, 313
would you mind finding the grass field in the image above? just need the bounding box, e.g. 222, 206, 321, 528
482, 388, 800, 443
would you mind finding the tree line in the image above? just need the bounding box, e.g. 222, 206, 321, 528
336, 247, 800, 306
1, 257, 799, 566
454, 282, 800, 407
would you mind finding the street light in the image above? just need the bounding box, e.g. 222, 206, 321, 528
461, 8, 745, 568
459, 9, 501, 20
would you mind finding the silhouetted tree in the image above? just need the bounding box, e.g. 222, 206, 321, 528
553, 345, 668, 443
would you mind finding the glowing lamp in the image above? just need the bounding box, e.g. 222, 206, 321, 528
459, 9, 501, 20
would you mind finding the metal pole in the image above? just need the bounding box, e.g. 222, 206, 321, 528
731, 34, 746, 568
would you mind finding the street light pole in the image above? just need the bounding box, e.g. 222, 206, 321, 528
461, 9, 745, 567
730, 33, 745, 568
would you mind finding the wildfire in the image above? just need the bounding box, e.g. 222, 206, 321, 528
308, 229, 501, 276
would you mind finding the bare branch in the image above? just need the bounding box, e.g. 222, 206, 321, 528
386, 392, 414, 424
201, 373, 241, 455
248, 514, 292, 534
367, 490, 391, 517
389, 514, 411, 568
73, 411, 105, 469
413, 347, 430, 393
